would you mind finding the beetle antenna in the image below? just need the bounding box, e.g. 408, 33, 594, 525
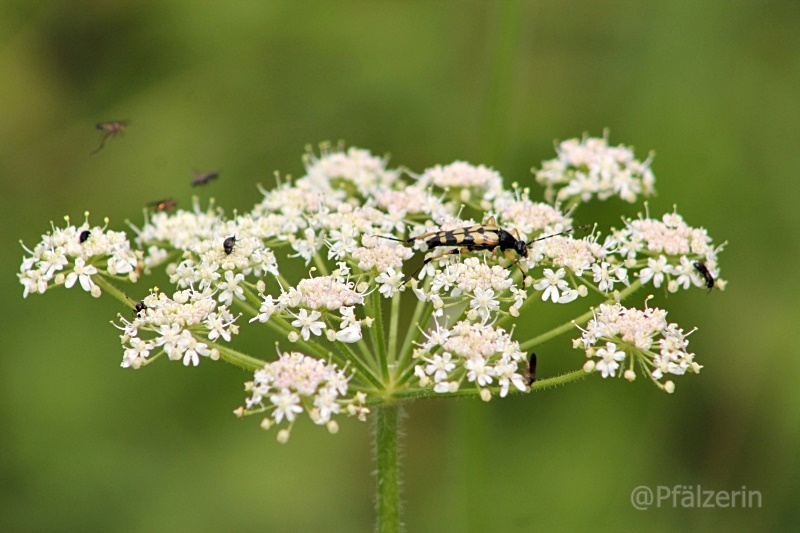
526, 224, 591, 246
375, 235, 407, 243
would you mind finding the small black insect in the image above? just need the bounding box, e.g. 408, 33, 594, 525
223, 235, 236, 255
125, 294, 148, 317
92, 120, 129, 154
378, 216, 589, 282
147, 198, 178, 213
134, 301, 148, 316
79, 230, 91, 243
191, 170, 219, 187
693, 261, 714, 290
527, 353, 537, 386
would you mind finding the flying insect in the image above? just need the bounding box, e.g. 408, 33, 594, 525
92, 120, 129, 154
191, 170, 219, 187
147, 198, 178, 213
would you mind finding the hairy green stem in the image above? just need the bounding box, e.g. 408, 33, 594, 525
94, 275, 135, 309
333, 335, 386, 391
312, 252, 330, 276
388, 291, 401, 368
212, 343, 268, 371
389, 367, 589, 401
375, 404, 401, 533
369, 289, 389, 380
396, 290, 430, 372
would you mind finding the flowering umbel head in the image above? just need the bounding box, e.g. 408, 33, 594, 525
533, 130, 656, 207
19, 134, 726, 440
575, 301, 701, 392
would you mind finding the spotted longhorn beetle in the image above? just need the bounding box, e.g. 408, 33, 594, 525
378, 216, 588, 282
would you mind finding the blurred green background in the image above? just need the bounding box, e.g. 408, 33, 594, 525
2, 1, 798, 531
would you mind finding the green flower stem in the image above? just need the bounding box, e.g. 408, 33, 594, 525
234, 306, 325, 361
94, 275, 135, 308
462, 401, 487, 533
276, 273, 292, 290
518, 317, 580, 352
240, 283, 264, 309
369, 289, 389, 381
236, 285, 374, 381
395, 360, 419, 390
375, 404, 401, 533
357, 338, 380, 370
332, 336, 386, 391
396, 292, 432, 374
270, 314, 337, 360
211, 343, 268, 371
518, 278, 643, 352
496, 290, 537, 328
312, 252, 330, 276
232, 297, 260, 318
530, 368, 589, 391
387, 291, 401, 367
389, 368, 589, 401
230, 299, 344, 367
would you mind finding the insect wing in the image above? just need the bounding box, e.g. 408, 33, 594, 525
524, 353, 537, 386
191, 171, 219, 187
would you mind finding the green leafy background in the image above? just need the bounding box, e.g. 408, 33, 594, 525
2, 2, 798, 531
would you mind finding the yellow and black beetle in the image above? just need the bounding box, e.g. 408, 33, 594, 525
378, 216, 586, 281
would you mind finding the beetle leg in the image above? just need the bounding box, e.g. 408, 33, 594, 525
405, 248, 465, 284
425, 248, 467, 264
503, 249, 527, 276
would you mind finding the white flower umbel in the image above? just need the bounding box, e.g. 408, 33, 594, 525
533, 131, 656, 207
19, 214, 141, 298
414, 320, 527, 398
236, 351, 369, 442
115, 288, 233, 369
20, 139, 726, 531
19, 141, 726, 411
605, 208, 726, 293
575, 301, 701, 392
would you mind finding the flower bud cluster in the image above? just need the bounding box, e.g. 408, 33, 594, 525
237, 351, 369, 442
116, 288, 237, 368
534, 132, 656, 205
575, 302, 701, 392
251, 263, 368, 344
414, 320, 528, 399
19, 215, 140, 298
605, 210, 726, 292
